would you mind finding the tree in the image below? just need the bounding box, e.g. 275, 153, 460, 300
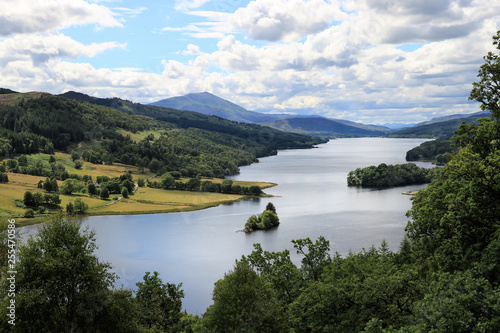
100, 187, 110, 199
265, 202, 277, 214
203, 258, 285, 333
66, 202, 74, 215
23, 190, 34, 207
137, 178, 145, 187
406, 31, 500, 273
186, 177, 201, 191
148, 157, 161, 173
161, 173, 175, 189
71, 150, 80, 162
74, 160, 83, 169
1, 217, 119, 332
43, 177, 58, 192
121, 187, 129, 198
60, 178, 83, 195
88, 182, 97, 195
73, 198, 89, 214
135, 271, 184, 332
469, 30, 500, 119
292, 236, 331, 281
408, 271, 500, 332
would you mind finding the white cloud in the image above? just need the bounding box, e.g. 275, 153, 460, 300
0, 32, 126, 66
231, 0, 348, 42
175, 0, 213, 11
182, 44, 202, 55
0, 0, 122, 37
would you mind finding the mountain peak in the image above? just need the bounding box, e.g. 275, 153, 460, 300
149, 92, 281, 123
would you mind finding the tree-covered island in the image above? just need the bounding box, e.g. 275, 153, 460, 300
347, 163, 441, 187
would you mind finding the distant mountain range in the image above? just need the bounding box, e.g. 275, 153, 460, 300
56, 90, 492, 139
389, 111, 491, 139
149, 92, 391, 137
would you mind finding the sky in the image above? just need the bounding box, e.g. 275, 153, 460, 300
1, 0, 500, 124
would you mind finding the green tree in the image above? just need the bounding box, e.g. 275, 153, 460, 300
246, 243, 302, 304
0, 217, 119, 332
185, 177, 201, 191
66, 202, 74, 215
408, 271, 500, 332
42, 177, 58, 192
100, 187, 110, 199
73, 198, 89, 214
71, 150, 80, 162
137, 178, 145, 187
203, 258, 285, 333
469, 30, 500, 119
60, 178, 83, 195
160, 173, 175, 189
74, 160, 83, 169
149, 157, 161, 173
23, 190, 34, 207
88, 182, 97, 195
135, 271, 184, 332
265, 202, 277, 214
121, 187, 129, 198
406, 31, 500, 273
292, 237, 332, 281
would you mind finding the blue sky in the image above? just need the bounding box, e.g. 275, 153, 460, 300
1, 0, 499, 124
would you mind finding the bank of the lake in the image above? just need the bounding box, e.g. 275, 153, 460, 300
8, 176, 277, 227
20, 138, 433, 314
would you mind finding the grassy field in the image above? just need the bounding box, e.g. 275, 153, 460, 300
1, 154, 276, 226
96, 187, 245, 215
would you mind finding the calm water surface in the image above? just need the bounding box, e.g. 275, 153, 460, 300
21, 138, 432, 314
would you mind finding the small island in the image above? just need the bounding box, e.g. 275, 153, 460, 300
347, 163, 441, 187
244, 202, 280, 232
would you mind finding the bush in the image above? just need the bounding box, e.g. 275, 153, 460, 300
24, 209, 35, 218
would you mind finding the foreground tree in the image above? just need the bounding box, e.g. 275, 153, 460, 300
203, 258, 286, 333
135, 271, 184, 332
0, 216, 139, 332
406, 32, 500, 273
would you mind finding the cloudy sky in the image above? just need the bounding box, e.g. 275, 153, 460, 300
1, 0, 499, 124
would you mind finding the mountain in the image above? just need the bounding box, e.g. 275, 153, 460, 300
263, 116, 389, 138
150, 92, 282, 123
415, 110, 490, 126
390, 111, 492, 139
381, 122, 415, 130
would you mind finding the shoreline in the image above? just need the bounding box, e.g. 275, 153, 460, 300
14, 184, 277, 228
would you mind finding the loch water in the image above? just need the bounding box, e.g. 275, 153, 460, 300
21, 138, 433, 314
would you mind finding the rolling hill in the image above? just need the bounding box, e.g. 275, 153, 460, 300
263, 116, 389, 138
390, 111, 492, 139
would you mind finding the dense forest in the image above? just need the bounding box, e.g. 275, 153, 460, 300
1, 31, 500, 333
347, 163, 441, 187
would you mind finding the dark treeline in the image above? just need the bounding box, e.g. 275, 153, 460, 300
147, 176, 263, 196
347, 162, 441, 187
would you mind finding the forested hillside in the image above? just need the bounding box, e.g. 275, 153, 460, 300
263, 116, 389, 138
0, 93, 325, 177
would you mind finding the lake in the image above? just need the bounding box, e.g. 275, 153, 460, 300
21, 138, 432, 314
